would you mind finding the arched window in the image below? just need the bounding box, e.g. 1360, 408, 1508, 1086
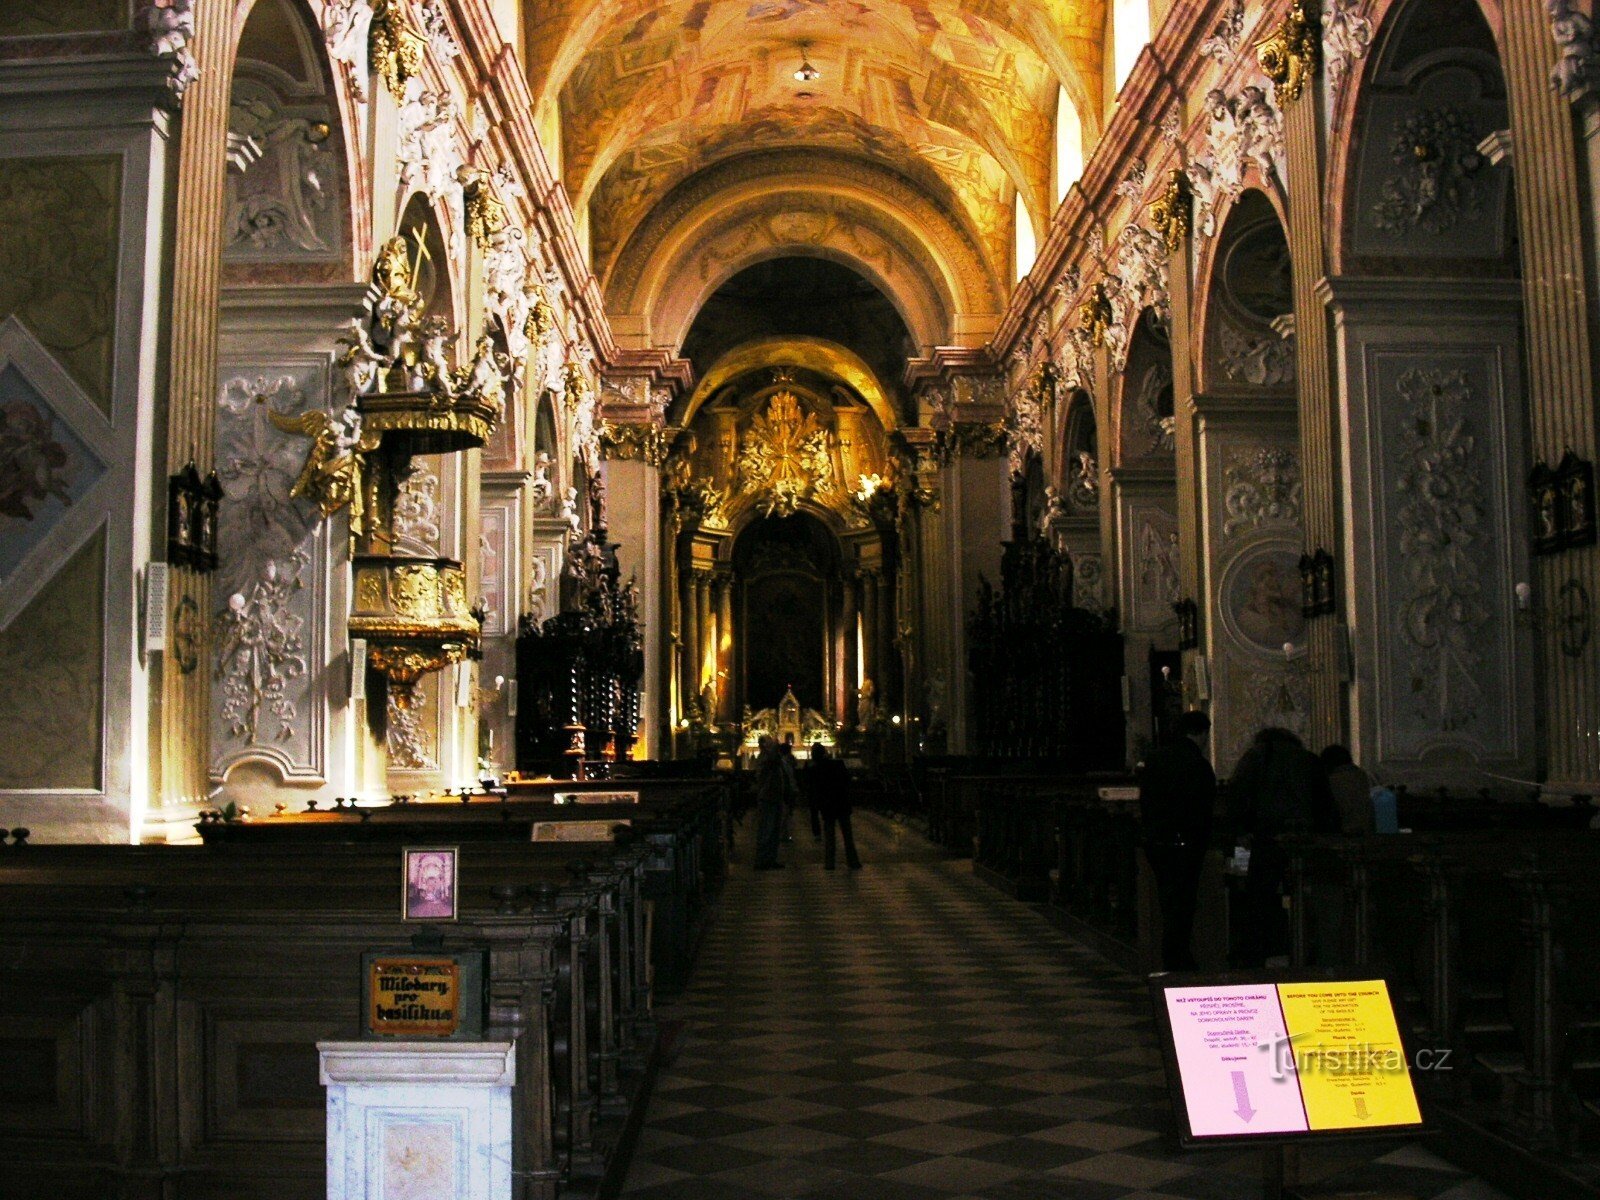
1056, 87, 1084, 203
1014, 192, 1038, 282
1113, 0, 1150, 96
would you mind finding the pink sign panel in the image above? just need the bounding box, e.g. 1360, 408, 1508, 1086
1163, 984, 1310, 1137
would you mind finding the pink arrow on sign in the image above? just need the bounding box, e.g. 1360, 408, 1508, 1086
1232, 1071, 1257, 1122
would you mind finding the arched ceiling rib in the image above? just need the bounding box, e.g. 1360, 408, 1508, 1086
521, 0, 1105, 300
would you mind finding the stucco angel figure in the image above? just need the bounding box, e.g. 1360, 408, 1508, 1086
530, 451, 555, 512
335, 317, 386, 399
559, 486, 582, 539
455, 332, 507, 413
857, 679, 878, 731
268, 404, 381, 533
416, 315, 455, 397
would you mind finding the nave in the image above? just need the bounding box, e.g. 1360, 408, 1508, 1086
621, 814, 1507, 1200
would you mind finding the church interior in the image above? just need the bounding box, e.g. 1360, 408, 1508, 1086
2, 0, 1600, 1196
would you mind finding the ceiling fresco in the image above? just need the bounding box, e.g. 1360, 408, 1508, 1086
523, 0, 1104, 305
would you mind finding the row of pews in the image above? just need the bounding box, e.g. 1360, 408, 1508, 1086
954, 767, 1600, 1190
0, 780, 727, 1200
1287, 826, 1600, 1165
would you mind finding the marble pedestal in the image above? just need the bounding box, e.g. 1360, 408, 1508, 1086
318, 1041, 515, 1200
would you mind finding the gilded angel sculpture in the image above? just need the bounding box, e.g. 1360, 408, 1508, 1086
269, 404, 381, 535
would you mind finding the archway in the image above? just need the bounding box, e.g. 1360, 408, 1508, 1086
734, 513, 841, 719
1326, 0, 1533, 785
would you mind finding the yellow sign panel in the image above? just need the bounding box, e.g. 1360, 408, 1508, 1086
368, 958, 461, 1037
1276, 980, 1423, 1131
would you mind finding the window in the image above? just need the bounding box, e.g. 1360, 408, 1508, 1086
1015, 192, 1038, 282
1113, 0, 1150, 96
1056, 87, 1084, 203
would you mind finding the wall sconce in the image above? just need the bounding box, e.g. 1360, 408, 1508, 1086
1557, 449, 1596, 549
1530, 449, 1596, 554
1173, 598, 1198, 651
1299, 548, 1336, 617
167, 461, 222, 573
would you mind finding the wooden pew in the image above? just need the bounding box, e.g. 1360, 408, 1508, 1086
0, 833, 678, 1200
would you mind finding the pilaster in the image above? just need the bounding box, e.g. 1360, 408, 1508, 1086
1280, 17, 1346, 750
156, 0, 234, 815
1503, 0, 1600, 788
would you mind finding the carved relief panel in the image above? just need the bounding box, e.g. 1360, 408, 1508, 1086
211, 363, 333, 782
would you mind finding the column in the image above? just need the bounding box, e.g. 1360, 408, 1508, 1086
841, 570, 859, 725
695, 570, 713, 712
715, 572, 734, 722
862, 570, 880, 695
878, 565, 897, 712
157, 0, 236, 815
1280, 13, 1346, 751
680, 560, 699, 721
1503, 0, 1600, 788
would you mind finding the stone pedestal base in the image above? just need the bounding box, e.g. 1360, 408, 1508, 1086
318, 1041, 515, 1200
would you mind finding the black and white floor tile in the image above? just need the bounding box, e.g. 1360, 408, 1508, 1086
622, 812, 1510, 1200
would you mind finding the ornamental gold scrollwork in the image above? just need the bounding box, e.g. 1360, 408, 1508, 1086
368, 0, 427, 101
1148, 171, 1193, 254
939, 421, 1007, 464
599, 421, 670, 466
1256, 0, 1320, 106
737, 391, 833, 517
389, 563, 437, 618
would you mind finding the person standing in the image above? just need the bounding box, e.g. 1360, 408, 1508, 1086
1319, 744, 1375, 834
1137, 710, 1216, 971
1227, 727, 1338, 966
807, 744, 861, 870
753, 736, 794, 870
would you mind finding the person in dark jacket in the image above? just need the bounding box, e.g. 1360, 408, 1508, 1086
1227, 726, 1338, 966
753, 736, 796, 870
1137, 710, 1216, 971
806, 744, 860, 870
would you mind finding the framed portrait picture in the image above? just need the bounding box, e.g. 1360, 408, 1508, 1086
402, 846, 458, 921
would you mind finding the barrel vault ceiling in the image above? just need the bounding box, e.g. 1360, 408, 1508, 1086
522, 0, 1106, 312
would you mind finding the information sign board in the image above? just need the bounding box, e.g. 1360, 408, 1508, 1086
361, 950, 486, 1040
1151, 974, 1423, 1146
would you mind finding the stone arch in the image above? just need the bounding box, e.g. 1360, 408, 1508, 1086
1058, 389, 1099, 512
224, 0, 357, 282
1319, 0, 1532, 782
1114, 308, 1177, 466
1192, 190, 1296, 398
681, 338, 899, 432
1329, 0, 1514, 276
605, 152, 1004, 354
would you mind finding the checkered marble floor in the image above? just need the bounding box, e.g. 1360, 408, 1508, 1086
622, 812, 1512, 1200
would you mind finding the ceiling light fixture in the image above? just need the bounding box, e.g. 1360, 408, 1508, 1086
794, 44, 821, 83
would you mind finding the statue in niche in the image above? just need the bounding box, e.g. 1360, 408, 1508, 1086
857, 678, 877, 730
530, 451, 554, 511
588, 470, 608, 535
559, 486, 581, 539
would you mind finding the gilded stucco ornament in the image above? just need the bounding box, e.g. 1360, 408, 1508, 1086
1079, 284, 1115, 349
1256, 1, 1321, 106
599, 421, 670, 466
939, 422, 1007, 464
368, 0, 426, 100
459, 167, 509, 252
737, 391, 834, 517
1149, 170, 1193, 254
